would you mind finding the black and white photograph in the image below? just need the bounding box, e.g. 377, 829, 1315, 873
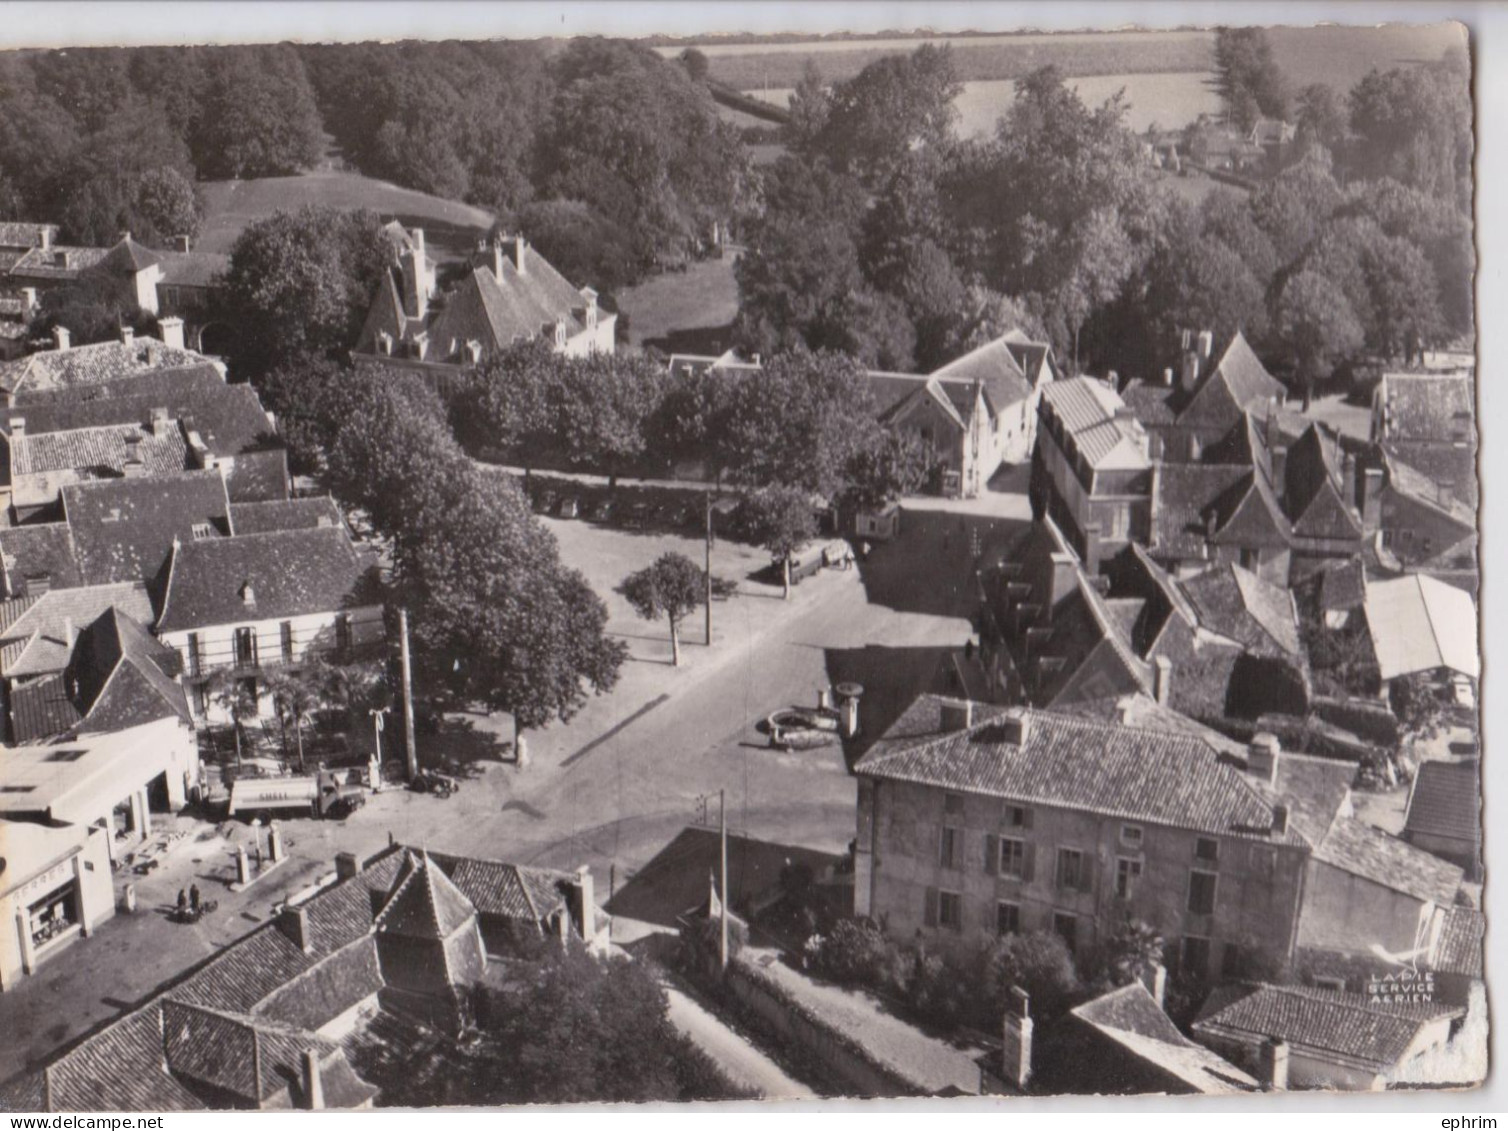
0, 1, 1491, 1113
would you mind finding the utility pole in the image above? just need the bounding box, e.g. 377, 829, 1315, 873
705, 490, 714, 646
719, 788, 729, 970
398, 608, 418, 781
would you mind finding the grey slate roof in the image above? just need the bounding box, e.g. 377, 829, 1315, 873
856, 694, 1305, 844
1179, 563, 1302, 657
1194, 982, 1460, 1071
156, 526, 369, 633
62, 470, 231, 588
1403, 759, 1480, 847
1068, 982, 1258, 1093
1313, 815, 1463, 906
229, 497, 344, 536
0, 523, 83, 596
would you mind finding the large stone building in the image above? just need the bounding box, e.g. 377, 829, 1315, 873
353, 227, 615, 372
852, 694, 1462, 984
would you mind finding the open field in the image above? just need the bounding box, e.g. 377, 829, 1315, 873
673, 23, 1463, 99
196, 170, 495, 261
615, 255, 741, 355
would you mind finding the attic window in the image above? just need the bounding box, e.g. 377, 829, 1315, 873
191, 523, 215, 541
240, 582, 256, 606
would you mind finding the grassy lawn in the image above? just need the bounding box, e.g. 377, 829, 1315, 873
196, 170, 495, 262
616, 255, 741, 355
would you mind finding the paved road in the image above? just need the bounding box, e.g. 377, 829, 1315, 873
663, 981, 814, 1099
0, 503, 997, 1082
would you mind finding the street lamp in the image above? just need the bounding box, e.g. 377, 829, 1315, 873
369, 708, 386, 784
251, 817, 265, 868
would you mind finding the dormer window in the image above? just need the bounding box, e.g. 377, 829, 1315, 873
240, 582, 256, 606
554, 320, 567, 348
192, 523, 215, 541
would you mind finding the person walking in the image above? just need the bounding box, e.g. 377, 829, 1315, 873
176, 889, 188, 917
189, 884, 201, 913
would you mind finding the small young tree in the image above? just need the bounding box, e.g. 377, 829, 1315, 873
620, 552, 706, 667
207, 670, 260, 766
266, 668, 319, 771
740, 485, 818, 599
1101, 918, 1166, 988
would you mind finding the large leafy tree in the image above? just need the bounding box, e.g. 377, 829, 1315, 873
806, 44, 962, 187
1348, 52, 1473, 214
716, 351, 881, 499
621, 552, 706, 667
1213, 27, 1289, 132
191, 45, 324, 179
1273, 268, 1365, 408
327, 373, 625, 749
739, 485, 819, 599
223, 205, 392, 377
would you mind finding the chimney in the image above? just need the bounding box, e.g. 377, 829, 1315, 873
51, 325, 70, 352
19, 287, 35, 316
1180, 351, 1200, 393
1083, 522, 1102, 576
150, 407, 171, 438
302, 1049, 325, 1110
1141, 962, 1168, 1008
1197, 329, 1214, 361
1107, 369, 1119, 387
158, 316, 184, 351
1180, 329, 1192, 352
493, 238, 506, 281
940, 700, 974, 732
1047, 551, 1078, 606
39, 226, 51, 252
515, 235, 527, 274
278, 905, 313, 954
335, 851, 360, 881
120, 325, 134, 347
1001, 987, 1033, 1091
570, 865, 596, 940
62, 616, 74, 644
172, 234, 191, 253
9, 416, 24, 438
1361, 467, 1383, 527
1248, 732, 1281, 786
1154, 655, 1173, 705
1260, 1037, 1289, 1091
1270, 442, 1288, 497
1000, 706, 1030, 746
1161, 366, 1174, 387
1272, 803, 1289, 837
401, 247, 428, 321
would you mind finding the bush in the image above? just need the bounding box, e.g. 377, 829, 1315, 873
1312, 695, 1400, 749
807, 917, 893, 986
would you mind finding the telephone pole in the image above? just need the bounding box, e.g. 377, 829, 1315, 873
705, 490, 714, 646
398, 608, 418, 781
719, 788, 729, 970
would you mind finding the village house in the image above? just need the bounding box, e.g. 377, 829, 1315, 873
0, 842, 606, 1108
353, 227, 615, 373
0, 228, 230, 355
1035, 980, 1259, 1095
671, 329, 1057, 498
154, 525, 385, 720
1366, 448, 1476, 585
852, 693, 1462, 986
1370, 372, 1477, 509
0, 816, 116, 993
1192, 982, 1462, 1091
1031, 376, 1153, 568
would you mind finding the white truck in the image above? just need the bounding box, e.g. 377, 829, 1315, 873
226, 769, 364, 821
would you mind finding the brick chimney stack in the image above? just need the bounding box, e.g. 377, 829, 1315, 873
1248, 733, 1281, 786
1260, 1037, 1289, 1091
302, 1049, 325, 1110
1001, 987, 1033, 1091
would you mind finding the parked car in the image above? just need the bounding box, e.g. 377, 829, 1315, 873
624, 501, 651, 529
589, 498, 615, 523
557, 496, 581, 519
326, 793, 366, 820
535, 490, 559, 515
410, 770, 458, 798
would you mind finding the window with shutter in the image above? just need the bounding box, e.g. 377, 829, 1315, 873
938, 891, 962, 931
999, 837, 1026, 879
924, 887, 939, 927
1188, 870, 1218, 915
984, 833, 1000, 875
1056, 848, 1085, 891
997, 901, 1020, 936
940, 826, 959, 869
1023, 842, 1036, 882
1195, 837, 1219, 864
